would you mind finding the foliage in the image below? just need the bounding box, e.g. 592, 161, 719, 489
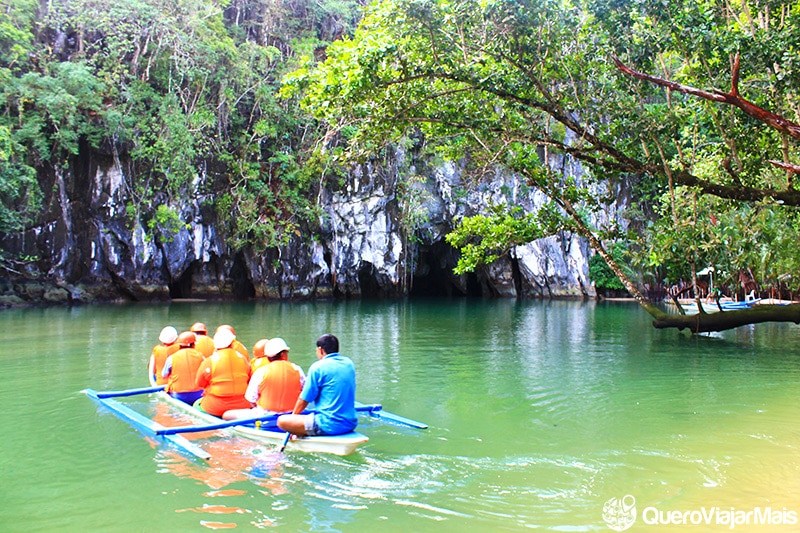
589, 242, 629, 292
396, 174, 432, 245
446, 204, 567, 274
0, 58, 104, 233
0, 0, 37, 70
284, 0, 800, 329
0, 154, 41, 233
0, 0, 366, 256
146, 204, 189, 243
5, 0, 800, 329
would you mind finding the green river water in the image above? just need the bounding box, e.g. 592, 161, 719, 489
1, 299, 799, 532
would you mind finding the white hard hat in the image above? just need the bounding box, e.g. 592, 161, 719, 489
159, 326, 178, 345
264, 337, 290, 356
213, 328, 236, 349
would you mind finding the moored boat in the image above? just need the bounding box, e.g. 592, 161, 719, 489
670, 298, 762, 315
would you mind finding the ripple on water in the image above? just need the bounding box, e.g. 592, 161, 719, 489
290, 451, 612, 529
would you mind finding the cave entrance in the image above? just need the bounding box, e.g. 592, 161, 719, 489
409, 240, 484, 298
168, 263, 194, 299
358, 262, 384, 298
230, 252, 256, 300
465, 271, 482, 297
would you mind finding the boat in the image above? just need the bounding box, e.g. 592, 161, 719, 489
84, 387, 212, 460
673, 298, 761, 315
151, 385, 371, 456
85, 381, 427, 459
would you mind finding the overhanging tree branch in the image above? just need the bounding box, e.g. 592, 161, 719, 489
612, 53, 800, 140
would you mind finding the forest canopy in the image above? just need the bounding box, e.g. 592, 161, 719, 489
3, 0, 800, 332
0, 0, 364, 248
283, 0, 800, 331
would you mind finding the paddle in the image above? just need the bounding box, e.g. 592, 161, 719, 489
355, 401, 428, 429
156, 404, 385, 436
279, 430, 291, 452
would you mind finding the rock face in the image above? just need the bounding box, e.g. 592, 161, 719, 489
0, 142, 629, 305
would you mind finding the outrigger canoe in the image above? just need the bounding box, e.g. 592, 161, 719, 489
152, 385, 371, 456
85, 383, 427, 459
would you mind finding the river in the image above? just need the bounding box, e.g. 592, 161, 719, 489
1, 299, 798, 532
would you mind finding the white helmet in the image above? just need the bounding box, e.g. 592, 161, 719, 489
264, 337, 290, 357
159, 326, 178, 345
213, 328, 236, 350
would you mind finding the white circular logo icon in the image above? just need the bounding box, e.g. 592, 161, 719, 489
603, 494, 636, 531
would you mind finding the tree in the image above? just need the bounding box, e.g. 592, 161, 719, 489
283, 0, 800, 332
0, 0, 364, 258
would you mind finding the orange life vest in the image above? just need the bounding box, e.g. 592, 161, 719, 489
251, 357, 270, 372
165, 348, 204, 393
195, 348, 251, 416
194, 335, 215, 358
232, 339, 249, 359
151, 343, 180, 385
256, 360, 303, 412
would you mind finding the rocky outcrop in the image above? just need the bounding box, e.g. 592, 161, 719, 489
0, 140, 629, 306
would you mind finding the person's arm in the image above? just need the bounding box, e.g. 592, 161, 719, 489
162, 356, 173, 378
294, 364, 306, 388
244, 368, 263, 405
292, 397, 309, 415
195, 359, 210, 389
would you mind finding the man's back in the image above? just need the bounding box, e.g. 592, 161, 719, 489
303, 353, 357, 434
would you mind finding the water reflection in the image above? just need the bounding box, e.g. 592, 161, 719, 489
2, 300, 800, 532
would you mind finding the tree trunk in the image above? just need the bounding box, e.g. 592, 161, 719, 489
652, 304, 800, 333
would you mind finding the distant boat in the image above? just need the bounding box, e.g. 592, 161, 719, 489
678, 299, 760, 314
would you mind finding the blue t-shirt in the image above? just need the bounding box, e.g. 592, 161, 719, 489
300, 353, 357, 435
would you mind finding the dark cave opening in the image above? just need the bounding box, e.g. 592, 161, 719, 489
230, 252, 256, 299
409, 241, 484, 298
168, 264, 194, 299
358, 262, 383, 298
465, 271, 482, 297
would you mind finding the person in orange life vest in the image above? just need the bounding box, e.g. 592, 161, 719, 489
195, 328, 251, 417
222, 337, 305, 420
190, 322, 215, 358
149, 326, 180, 386
162, 331, 205, 405
216, 324, 250, 360
250, 339, 270, 372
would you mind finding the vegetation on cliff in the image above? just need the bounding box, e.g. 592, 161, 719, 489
4, 0, 800, 333
283, 0, 800, 331
0, 0, 362, 262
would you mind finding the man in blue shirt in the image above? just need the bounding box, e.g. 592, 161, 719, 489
277, 334, 358, 436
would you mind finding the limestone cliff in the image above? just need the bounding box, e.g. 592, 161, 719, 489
0, 143, 628, 305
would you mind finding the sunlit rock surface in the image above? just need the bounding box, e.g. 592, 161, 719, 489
0, 139, 628, 304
